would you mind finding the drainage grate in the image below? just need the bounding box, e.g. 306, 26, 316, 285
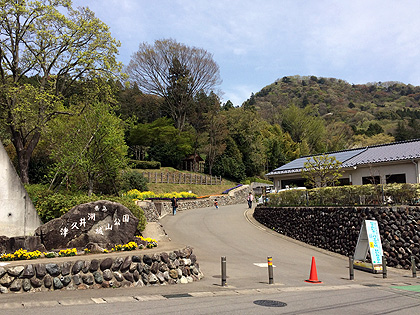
162, 293, 193, 299
363, 284, 382, 287
253, 300, 287, 307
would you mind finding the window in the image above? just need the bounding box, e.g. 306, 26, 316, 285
386, 174, 406, 184
362, 176, 380, 185
338, 178, 350, 186
281, 179, 307, 189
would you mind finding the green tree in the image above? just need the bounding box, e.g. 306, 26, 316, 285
127, 39, 221, 131
189, 91, 225, 173
222, 100, 235, 111
48, 102, 127, 195
115, 82, 162, 124
281, 105, 327, 153
0, 0, 122, 183
263, 124, 300, 172
351, 133, 395, 147
128, 117, 193, 168
165, 57, 194, 131
365, 122, 384, 137
212, 136, 246, 182
224, 107, 266, 177
301, 154, 343, 188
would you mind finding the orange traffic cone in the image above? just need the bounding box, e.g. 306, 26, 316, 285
305, 256, 323, 283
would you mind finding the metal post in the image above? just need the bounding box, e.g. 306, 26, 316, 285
267, 256, 274, 284
221, 256, 227, 286
412, 256, 417, 278
349, 255, 354, 280
382, 255, 387, 279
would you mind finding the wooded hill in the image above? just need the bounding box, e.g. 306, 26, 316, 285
244, 75, 420, 146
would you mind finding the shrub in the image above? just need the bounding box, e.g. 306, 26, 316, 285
118, 169, 148, 192
241, 177, 272, 185
129, 160, 161, 169
122, 189, 197, 201
266, 184, 420, 207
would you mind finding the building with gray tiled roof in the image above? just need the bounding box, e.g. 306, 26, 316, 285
266, 139, 420, 190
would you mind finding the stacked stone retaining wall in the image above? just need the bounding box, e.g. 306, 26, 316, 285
139, 185, 251, 221
0, 247, 202, 294
254, 206, 420, 270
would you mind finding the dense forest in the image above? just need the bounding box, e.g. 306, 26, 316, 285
3, 74, 420, 191
246, 75, 420, 144
113, 75, 420, 182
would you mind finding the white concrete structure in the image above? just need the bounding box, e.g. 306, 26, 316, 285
0, 141, 42, 236
267, 139, 420, 191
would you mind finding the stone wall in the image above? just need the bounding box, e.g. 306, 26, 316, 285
254, 206, 420, 269
0, 247, 202, 294
139, 185, 251, 221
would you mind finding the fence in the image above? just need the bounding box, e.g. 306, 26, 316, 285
145, 172, 222, 185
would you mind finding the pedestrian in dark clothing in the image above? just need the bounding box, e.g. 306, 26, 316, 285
247, 192, 253, 209
171, 197, 178, 215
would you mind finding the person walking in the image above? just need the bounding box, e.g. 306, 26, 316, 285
171, 196, 178, 215
214, 198, 219, 209
247, 192, 254, 209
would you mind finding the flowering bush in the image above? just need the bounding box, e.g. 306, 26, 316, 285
0, 249, 42, 261
1, 238, 158, 261
124, 190, 197, 201
112, 241, 138, 251
43, 252, 57, 258
136, 235, 158, 248
58, 248, 77, 257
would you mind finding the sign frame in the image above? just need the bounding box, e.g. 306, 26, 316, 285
353, 220, 383, 274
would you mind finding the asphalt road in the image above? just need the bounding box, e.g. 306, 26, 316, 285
2, 203, 420, 314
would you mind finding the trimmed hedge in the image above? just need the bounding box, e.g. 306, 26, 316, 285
267, 184, 420, 207
129, 160, 161, 169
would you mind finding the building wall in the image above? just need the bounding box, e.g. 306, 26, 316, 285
345, 160, 419, 185
270, 159, 420, 189
0, 142, 43, 237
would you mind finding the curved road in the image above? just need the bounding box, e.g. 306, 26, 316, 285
161, 202, 390, 288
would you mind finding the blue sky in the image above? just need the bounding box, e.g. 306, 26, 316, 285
72, 0, 420, 106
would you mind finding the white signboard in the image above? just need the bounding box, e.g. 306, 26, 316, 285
354, 220, 383, 266
366, 220, 383, 264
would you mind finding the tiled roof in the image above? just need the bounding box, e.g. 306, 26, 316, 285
343, 139, 420, 167
266, 139, 420, 177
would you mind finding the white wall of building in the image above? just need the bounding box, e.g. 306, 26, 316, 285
345, 161, 418, 185
270, 159, 420, 189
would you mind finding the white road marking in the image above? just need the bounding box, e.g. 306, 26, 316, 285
59, 299, 96, 306
189, 291, 215, 297
23, 301, 60, 307
103, 296, 137, 303
253, 263, 276, 268
91, 297, 107, 304
135, 295, 167, 301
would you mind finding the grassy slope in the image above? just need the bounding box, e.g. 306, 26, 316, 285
137, 167, 238, 196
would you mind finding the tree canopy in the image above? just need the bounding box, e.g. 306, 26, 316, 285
301, 154, 343, 188
126, 38, 221, 131
0, 0, 122, 183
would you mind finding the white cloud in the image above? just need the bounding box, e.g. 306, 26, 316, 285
70, 0, 420, 103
